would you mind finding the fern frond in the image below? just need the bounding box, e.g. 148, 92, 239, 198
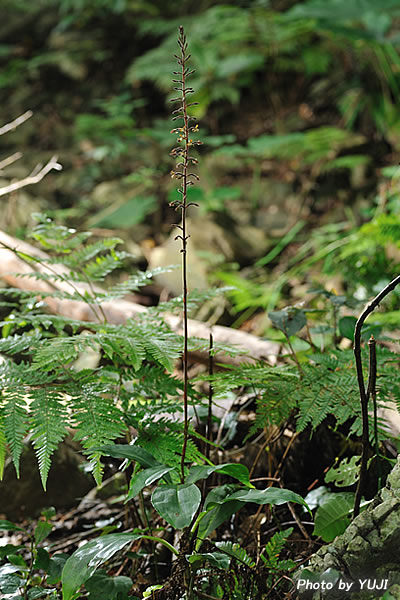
261, 527, 294, 571
0, 331, 42, 356
81, 251, 130, 281
32, 336, 94, 371
32, 220, 92, 253
71, 384, 125, 484
29, 388, 68, 489
138, 323, 182, 372
105, 266, 178, 302
215, 541, 255, 568
137, 421, 204, 468
0, 410, 6, 479
2, 388, 29, 478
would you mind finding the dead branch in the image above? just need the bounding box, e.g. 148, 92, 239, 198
0, 152, 22, 171
0, 110, 33, 136
0, 230, 279, 366
0, 156, 62, 197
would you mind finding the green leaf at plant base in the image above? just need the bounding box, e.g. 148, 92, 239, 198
47, 553, 69, 585
0, 564, 24, 595
126, 465, 174, 501
313, 492, 354, 542
187, 552, 230, 570
151, 483, 201, 529
32, 548, 50, 571
85, 569, 132, 600
196, 485, 244, 543
186, 463, 253, 487
197, 500, 243, 544
268, 307, 307, 337
224, 487, 311, 514
61, 532, 143, 600
325, 456, 361, 487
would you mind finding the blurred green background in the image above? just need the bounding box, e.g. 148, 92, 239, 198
2, 0, 400, 328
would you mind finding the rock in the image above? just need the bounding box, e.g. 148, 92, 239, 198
295, 456, 400, 599
0, 438, 93, 520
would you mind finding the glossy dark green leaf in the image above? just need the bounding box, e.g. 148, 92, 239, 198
151, 484, 201, 529
187, 552, 230, 570
33, 548, 50, 571
0, 565, 23, 594
86, 569, 132, 600
62, 532, 143, 600
126, 466, 174, 501
186, 463, 253, 487
197, 500, 243, 541
47, 553, 69, 585
224, 487, 311, 514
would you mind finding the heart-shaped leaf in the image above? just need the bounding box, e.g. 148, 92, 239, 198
152, 484, 201, 529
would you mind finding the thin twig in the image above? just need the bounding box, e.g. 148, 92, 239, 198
0, 151, 22, 171
0, 110, 33, 136
353, 274, 400, 517
0, 155, 62, 197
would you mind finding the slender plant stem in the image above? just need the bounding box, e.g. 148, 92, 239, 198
179, 27, 190, 483
169, 27, 201, 482
353, 274, 400, 517
206, 333, 214, 460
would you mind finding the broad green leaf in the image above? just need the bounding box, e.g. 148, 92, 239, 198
0, 565, 24, 594
32, 548, 50, 571
85, 569, 132, 600
186, 463, 253, 487
92, 444, 160, 468
325, 456, 360, 487
224, 487, 311, 514
151, 484, 201, 529
47, 553, 69, 585
268, 307, 307, 337
196, 485, 242, 541
126, 466, 174, 501
187, 552, 230, 570
197, 500, 243, 541
62, 532, 143, 600
313, 493, 354, 541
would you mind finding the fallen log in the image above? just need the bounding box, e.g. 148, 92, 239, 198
0, 230, 279, 365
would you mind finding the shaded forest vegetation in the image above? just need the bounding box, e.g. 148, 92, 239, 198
1, 1, 400, 599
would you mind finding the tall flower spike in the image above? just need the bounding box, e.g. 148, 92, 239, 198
170, 26, 201, 482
